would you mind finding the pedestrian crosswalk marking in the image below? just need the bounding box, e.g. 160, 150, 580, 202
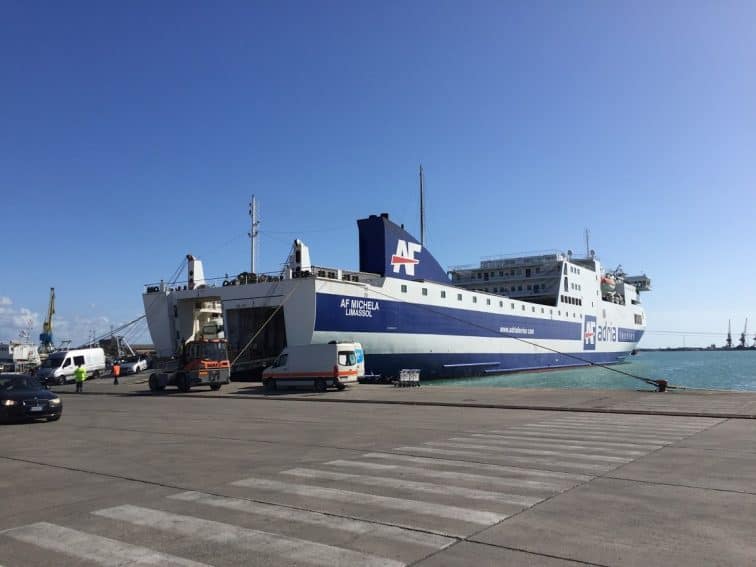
471, 433, 663, 450
391, 445, 613, 471
0, 522, 209, 566
459, 435, 650, 455
282, 467, 543, 507
360, 452, 593, 481
323, 459, 570, 492
489, 429, 677, 445
93, 504, 404, 567
432, 440, 635, 461
230, 477, 507, 525
168, 491, 455, 550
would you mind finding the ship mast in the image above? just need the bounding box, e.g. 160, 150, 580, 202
249, 196, 260, 274
419, 164, 426, 246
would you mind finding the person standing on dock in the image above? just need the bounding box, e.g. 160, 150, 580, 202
74, 363, 86, 393
112, 360, 121, 385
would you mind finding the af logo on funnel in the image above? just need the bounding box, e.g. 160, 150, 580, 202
391, 240, 421, 276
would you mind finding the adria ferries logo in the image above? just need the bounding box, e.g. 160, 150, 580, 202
391, 240, 421, 276
584, 315, 597, 351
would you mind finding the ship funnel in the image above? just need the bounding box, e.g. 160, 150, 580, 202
357, 214, 449, 284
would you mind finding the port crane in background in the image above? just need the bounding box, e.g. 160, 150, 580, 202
737, 318, 749, 349
39, 288, 56, 353
725, 319, 732, 349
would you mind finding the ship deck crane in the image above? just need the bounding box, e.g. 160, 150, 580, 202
39, 288, 55, 353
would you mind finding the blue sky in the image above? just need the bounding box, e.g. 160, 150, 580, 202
1, 0, 754, 349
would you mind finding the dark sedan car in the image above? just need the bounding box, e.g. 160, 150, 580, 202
0, 373, 62, 423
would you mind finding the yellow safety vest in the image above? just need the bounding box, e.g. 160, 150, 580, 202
74, 366, 87, 382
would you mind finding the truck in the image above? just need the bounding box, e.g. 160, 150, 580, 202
148, 338, 231, 393
261, 341, 365, 392
37, 348, 106, 385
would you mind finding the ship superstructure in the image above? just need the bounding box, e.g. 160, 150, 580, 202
143, 213, 649, 379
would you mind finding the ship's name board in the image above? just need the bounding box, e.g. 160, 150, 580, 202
340, 298, 380, 318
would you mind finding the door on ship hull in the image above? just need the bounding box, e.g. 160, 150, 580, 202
225, 306, 287, 378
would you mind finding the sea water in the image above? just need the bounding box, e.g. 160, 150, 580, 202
428, 350, 756, 391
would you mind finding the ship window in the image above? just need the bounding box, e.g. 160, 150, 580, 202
499, 271, 504, 277
558, 311, 561, 316
541, 307, 544, 313
521, 305, 526, 311
441, 290, 446, 298
564, 277, 568, 291
602, 309, 606, 318
457, 293, 462, 301
534, 284, 539, 292
473, 296, 477, 303
517, 285, 522, 291
532, 306, 535, 312
527, 285, 532, 291
499, 301, 503, 307
477, 273, 482, 279
564, 264, 567, 274
401, 285, 407, 293
486, 298, 491, 305
422, 288, 428, 296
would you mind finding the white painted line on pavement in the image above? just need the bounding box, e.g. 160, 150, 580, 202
0, 522, 208, 566
230, 477, 507, 525
491, 428, 676, 445
447, 436, 648, 456
324, 459, 568, 492
282, 468, 543, 508
471, 433, 662, 451
425, 441, 632, 463
361, 452, 593, 482
168, 491, 455, 550
93, 505, 403, 567
391, 446, 613, 472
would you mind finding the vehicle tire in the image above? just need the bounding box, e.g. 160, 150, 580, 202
336, 383, 346, 391
314, 379, 327, 392
57, 376, 65, 386
177, 373, 190, 393
209, 383, 222, 391
93, 370, 101, 379
263, 379, 277, 392
149, 374, 162, 392
46, 415, 61, 422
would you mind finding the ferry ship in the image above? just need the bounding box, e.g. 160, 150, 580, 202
143, 213, 650, 379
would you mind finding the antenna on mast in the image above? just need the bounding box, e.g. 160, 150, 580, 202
419, 164, 426, 246
248, 196, 260, 274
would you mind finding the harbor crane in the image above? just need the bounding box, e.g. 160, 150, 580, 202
39, 287, 56, 353
738, 318, 748, 349
725, 319, 732, 349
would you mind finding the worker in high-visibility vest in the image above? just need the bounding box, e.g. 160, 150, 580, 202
74, 363, 87, 393
112, 361, 121, 385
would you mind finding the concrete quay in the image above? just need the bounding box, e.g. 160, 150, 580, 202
1, 377, 754, 566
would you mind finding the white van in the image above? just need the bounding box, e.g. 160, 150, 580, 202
37, 348, 107, 385
262, 342, 365, 392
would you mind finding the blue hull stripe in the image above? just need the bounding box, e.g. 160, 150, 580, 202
315, 293, 582, 340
